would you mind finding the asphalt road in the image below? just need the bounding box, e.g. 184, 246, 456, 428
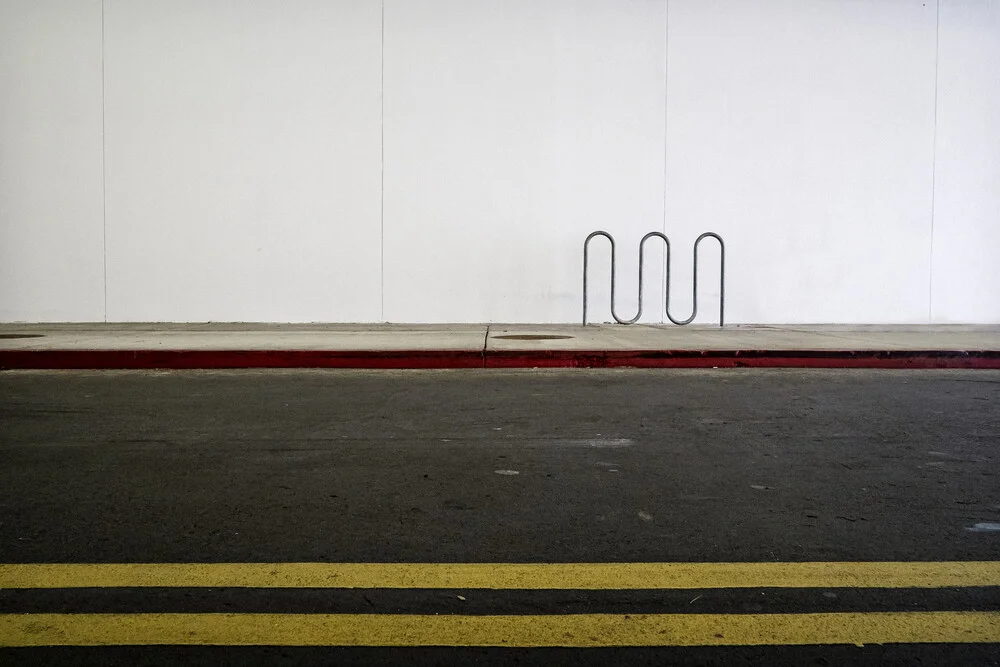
1, 369, 998, 665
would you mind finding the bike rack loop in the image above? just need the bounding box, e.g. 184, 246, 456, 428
582, 231, 725, 327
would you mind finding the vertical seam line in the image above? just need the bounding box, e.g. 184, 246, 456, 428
928, 0, 941, 323
380, 0, 385, 322
661, 0, 670, 325
101, 0, 108, 323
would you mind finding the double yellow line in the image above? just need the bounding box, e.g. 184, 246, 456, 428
4, 561, 1000, 590
2, 561, 999, 647
4, 611, 999, 647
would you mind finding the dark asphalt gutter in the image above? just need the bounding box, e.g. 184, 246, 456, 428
2, 349, 999, 369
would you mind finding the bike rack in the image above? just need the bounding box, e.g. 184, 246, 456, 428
582, 231, 725, 326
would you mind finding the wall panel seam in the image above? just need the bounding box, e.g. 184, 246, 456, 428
101, 0, 108, 322
928, 0, 941, 323
380, 0, 386, 322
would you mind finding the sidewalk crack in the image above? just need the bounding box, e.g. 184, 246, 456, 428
482, 325, 490, 368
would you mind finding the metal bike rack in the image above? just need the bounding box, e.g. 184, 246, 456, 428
582, 231, 725, 326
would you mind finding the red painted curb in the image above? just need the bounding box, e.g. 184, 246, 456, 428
485, 350, 1000, 369
2, 349, 999, 369
0, 350, 485, 370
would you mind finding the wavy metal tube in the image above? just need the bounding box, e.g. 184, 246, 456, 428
665, 232, 725, 326
582, 231, 640, 325
582, 231, 725, 327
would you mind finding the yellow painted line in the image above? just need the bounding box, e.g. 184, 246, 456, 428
1, 562, 999, 590
1, 612, 998, 647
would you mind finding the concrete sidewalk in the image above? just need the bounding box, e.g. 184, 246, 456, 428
1, 323, 999, 369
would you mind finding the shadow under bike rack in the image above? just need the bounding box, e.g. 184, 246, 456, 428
582, 231, 725, 326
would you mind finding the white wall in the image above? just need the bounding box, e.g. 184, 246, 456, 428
104, 0, 383, 322
665, 0, 938, 324
383, 0, 667, 323
0, 0, 104, 321
1, 0, 998, 323
931, 0, 1000, 322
